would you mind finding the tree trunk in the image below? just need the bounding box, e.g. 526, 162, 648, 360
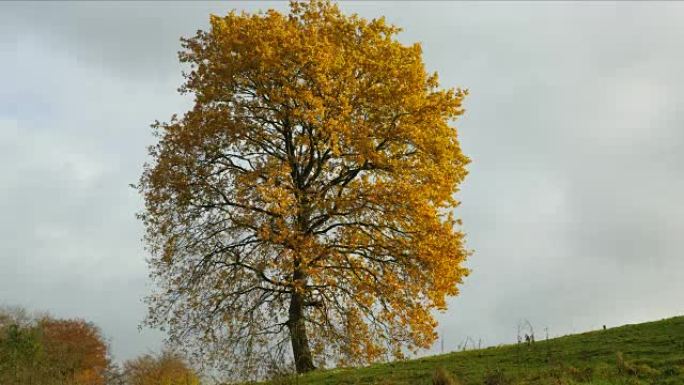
288, 274, 315, 373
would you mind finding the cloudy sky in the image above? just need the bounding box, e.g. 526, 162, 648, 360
2, 1, 683, 364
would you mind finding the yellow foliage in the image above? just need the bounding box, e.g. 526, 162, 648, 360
124, 350, 200, 385
139, 0, 470, 374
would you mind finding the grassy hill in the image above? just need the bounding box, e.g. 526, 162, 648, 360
274, 316, 684, 385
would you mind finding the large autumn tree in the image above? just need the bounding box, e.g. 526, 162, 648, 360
138, 0, 470, 376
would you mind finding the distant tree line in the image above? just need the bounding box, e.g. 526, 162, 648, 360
0, 306, 200, 385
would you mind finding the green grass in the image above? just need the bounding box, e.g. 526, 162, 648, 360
271, 316, 684, 385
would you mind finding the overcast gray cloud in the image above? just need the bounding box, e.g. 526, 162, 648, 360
1, 1, 683, 364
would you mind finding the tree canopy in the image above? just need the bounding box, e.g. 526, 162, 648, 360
138, 0, 470, 377
123, 349, 200, 385
0, 307, 110, 385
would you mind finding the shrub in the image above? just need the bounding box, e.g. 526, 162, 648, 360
565, 365, 594, 382
432, 367, 460, 385
617, 351, 638, 376
483, 368, 510, 385
634, 363, 659, 377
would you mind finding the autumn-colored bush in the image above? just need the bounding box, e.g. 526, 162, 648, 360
564, 365, 593, 382
616, 351, 637, 376
123, 349, 201, 385
432, 367, 460, 385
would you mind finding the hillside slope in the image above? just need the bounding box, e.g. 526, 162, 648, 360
283, 316, 684, 385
